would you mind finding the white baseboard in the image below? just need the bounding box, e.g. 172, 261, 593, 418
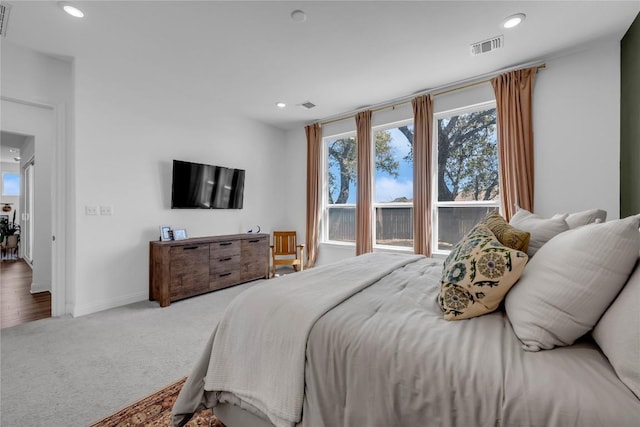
30, 281, 51, 294
72, 291, 149, 317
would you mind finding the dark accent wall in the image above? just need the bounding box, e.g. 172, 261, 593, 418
621, 13, 640, 217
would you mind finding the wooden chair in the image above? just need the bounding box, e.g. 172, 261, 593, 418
270, 231, 304, 278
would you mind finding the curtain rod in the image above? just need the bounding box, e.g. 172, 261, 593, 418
318, 62, 546, 128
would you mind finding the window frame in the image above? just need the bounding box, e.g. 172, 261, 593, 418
371, 119, 414, 251
322, 130, 358, 246
431, 100, 500, 255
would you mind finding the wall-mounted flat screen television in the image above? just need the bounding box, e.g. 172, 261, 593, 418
171, 160, 245, 209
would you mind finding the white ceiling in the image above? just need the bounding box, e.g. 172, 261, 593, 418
0, 131, 25, 164
3, 1, 639, 131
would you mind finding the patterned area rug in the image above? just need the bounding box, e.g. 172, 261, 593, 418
90, 377, 224, 427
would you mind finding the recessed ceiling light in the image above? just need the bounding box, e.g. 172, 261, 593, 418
8, 148, 17, 153
276, 102, 287, 108
59, 2, 85, 18
290, 10, 307, 23
502, 13, 525, 29
13, 157, 21, 161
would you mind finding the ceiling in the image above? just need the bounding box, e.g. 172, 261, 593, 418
2, 1, 639, 131
0, 131, 25, 164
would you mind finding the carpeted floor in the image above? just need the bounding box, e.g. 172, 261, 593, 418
0, 279, 264, 427
89, 377, 224, 427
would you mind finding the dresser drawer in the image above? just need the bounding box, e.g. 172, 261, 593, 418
210, 271, 241, 290
210, 240, 241, 259
210, 254, 241, 274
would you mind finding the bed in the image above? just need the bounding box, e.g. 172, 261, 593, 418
172, 213, 640, 427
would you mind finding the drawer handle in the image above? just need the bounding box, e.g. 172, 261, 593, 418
183, 246, 199, 250
219, 242, 232, 246
219, 257, 232, 262
248, 239, 261, 243
219, 272, 232, 277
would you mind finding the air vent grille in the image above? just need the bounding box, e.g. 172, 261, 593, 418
470, 35, 504, 56
300, 101, 316, 110
0, 3, 11, 38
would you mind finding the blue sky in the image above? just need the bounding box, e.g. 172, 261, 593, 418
2, 173, 20, 196
375, 127, 413, 203
330, 126, 414, 204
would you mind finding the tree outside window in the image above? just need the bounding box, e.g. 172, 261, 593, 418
323, 102, 500, 253
434, 104, 499, 251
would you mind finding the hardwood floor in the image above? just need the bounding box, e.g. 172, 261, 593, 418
1, 258, 51, 328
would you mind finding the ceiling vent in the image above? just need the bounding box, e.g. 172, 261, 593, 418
0, 3, 11, 38
470, 35, 504, 56
299, 101, 316, 110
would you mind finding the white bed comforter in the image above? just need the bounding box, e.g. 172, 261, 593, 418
173, 252, 423, 427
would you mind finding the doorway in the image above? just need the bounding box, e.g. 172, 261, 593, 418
0, 131, 51, 327
0, 97, 64, 321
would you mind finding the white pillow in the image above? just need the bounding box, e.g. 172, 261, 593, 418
592, 255, 640, 399
552, 208, 607, 229
509, 208, 570, 257
505, 215, 640, 351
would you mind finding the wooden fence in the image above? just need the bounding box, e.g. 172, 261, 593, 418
327, 205, 496, 248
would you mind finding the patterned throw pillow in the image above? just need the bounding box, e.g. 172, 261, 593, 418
482, 210, 530, 252
439, 224, 528, 320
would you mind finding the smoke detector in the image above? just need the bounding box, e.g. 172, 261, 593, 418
0, 3, 12, 38
470, 35, 504, 56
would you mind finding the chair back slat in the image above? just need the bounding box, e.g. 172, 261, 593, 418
273, 231, 297, 256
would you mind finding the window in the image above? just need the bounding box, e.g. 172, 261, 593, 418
321, 101, 499, 255
373, 121, 414, 248
432, 102, 499, 253
323, 121, 415, 249
2, 172, 20, 196
324, 133, 357, 243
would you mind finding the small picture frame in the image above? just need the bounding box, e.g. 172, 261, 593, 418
173, 228, 188, 240
159, 225, 172, 241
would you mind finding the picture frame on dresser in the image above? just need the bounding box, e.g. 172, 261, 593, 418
173, 229, 188, 240
159, 225, 172, 241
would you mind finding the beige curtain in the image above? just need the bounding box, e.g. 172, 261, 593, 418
411, 94, 433, 257
491, 67, 537, 220
355, 110, 373, 255
305, 123, 321, 267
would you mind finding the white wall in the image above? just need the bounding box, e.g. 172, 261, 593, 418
285, 39, 623, 265
533, 39, 620, 219
71, 56, 287, 316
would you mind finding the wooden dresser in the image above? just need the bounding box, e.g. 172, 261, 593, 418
149, 233, 269, 307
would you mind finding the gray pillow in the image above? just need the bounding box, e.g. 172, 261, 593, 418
553, 208, 607, 229
509, 208, 569, 257
592, 255, 640, 399
505, 215, 640, 351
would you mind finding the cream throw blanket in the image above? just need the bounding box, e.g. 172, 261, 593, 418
202, 252, 423, 427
